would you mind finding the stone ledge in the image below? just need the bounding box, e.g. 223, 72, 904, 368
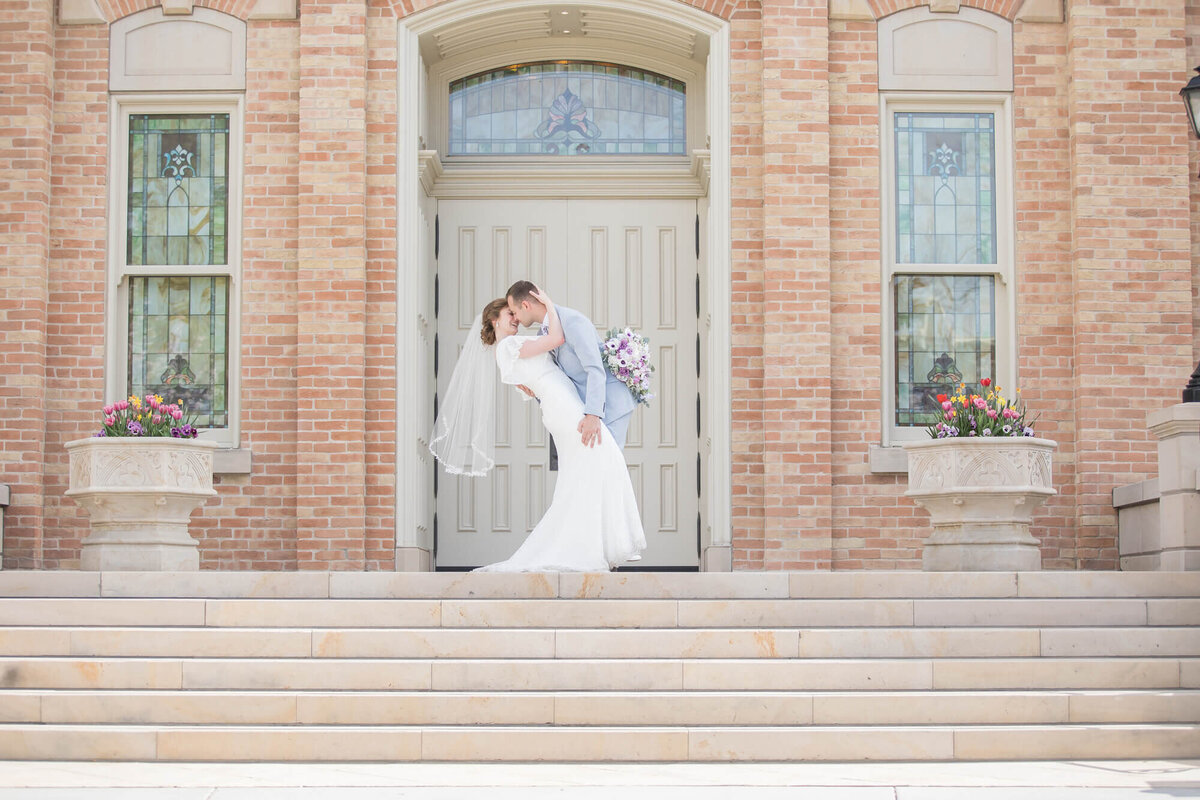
869, 445, 908, 474
1114, 479, 1160, 509
213, 449, 252, 475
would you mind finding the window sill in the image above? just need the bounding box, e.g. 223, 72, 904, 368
213, 448, 252, 475
869, 445, 909, 475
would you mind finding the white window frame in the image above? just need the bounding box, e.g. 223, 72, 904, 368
879, 92, 1017, 446
105, 93, 244, 450
426, 41, 705, 166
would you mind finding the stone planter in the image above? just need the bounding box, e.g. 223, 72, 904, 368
903, 437, 1057, 571
65, 437, 218, 570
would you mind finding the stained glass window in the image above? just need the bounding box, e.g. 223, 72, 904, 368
127, 114, 229, 266
894, 274, 995, 427
894, 112, 996, 265
448, 61, 686, 156
129, 276, 229, 428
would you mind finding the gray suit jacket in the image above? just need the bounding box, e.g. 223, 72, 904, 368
552, 304, 636, 426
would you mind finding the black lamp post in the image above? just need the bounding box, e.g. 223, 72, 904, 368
1178, 67, 1200, 402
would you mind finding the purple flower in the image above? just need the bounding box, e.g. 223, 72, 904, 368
93, 431, 107, 437
1002, 425, 1013, 435
127, 420, 143, 436
1023, 426, 1035, 437
982, 429, 993, 436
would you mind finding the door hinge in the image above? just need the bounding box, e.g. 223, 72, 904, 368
694, 213, 700, 259
434, 213, 440, 259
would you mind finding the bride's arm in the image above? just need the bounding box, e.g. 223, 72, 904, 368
517, 288, 564, 358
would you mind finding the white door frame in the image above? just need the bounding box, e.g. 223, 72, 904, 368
395, 0, 732, 571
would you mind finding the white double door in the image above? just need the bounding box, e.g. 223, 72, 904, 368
435, 198, 700, 569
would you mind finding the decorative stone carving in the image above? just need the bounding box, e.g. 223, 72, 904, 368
904, 437, 1057, 571
59, 0, 106, 25
109, 6, 247, 92
878, 6, 1013, 92
1015, 0, 1064, 24
828, 0, 873, 21
65, 437, 218, 570
248, 0, 298, 20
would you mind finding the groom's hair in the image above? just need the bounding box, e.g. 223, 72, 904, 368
506, 280, 539, 307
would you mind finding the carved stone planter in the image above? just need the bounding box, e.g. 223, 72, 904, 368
903, 437, 1057, 571
65, 437, 218, 570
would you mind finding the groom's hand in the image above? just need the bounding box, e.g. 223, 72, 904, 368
517, 384, 535, 399
579, 414, 603, 448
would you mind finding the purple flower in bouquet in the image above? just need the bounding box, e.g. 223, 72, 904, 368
601, 327, 655, 405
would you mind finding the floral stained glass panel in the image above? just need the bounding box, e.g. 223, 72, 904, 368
127, 114, 229, 266
129, 276, 229, 428
448, 61, 686, 156
895, 112, 996, 265
894, 274, 995, 427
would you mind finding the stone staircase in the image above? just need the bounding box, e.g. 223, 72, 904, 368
0, 570, 1197, 762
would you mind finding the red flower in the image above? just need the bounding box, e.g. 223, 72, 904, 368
980, 378, 992, 388
936, 394, 948, 403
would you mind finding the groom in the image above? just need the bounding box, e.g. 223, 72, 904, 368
506, 280, 636, 449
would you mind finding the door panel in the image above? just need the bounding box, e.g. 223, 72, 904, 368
435, 198, 699, 569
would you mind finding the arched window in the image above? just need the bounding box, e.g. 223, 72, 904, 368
448, 61, 686, 156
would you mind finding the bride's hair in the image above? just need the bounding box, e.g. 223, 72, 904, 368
479, 298, 509, 346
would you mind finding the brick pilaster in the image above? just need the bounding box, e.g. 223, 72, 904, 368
1067, 0, 1194, 568
759, 0, 833, 569
0, 0, 54, 568
296, 0, 369, 569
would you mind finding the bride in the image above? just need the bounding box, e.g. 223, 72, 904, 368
430, 287, 646, 572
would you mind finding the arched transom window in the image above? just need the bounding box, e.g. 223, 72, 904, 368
448, 61, 686, 156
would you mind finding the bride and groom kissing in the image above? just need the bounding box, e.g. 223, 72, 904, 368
430, 280, 647, 572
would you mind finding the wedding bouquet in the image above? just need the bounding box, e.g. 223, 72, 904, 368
601, 327, 654, 405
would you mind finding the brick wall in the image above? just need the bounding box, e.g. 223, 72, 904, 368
729, 3, 767, 569
1067, 0, 1193, 568
3, 0, 1196, 571
758, 0, 834, 570
1190, 1, 1200, 380
0, 0, 54, 568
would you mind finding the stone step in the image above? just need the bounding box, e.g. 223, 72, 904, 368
1, 656, 1194, 691
3, 626, 1197, 659
1, 597, 1191, 628
2, 689, 1197, 726
0, 722, 1196, 761
4, 570, 1200, 600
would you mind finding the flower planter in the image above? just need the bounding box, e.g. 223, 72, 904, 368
65, 437, 218, 570
903, 437, 1057, 571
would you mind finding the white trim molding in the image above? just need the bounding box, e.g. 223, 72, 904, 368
105, 93, 245, 452
415, 150, 710, 199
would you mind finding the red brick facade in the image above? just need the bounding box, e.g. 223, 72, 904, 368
2, 0, 1197, 570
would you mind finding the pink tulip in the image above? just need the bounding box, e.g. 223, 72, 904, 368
116, 400, 129, 411
171, 409, 183, 420
941, 401, 952, 411
104, 416, 116, 426
152, 414, 163, 424
987, 409, 998, 419
103, 404, 114, 416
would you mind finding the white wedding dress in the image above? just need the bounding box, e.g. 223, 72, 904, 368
476, 335, 646, 572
